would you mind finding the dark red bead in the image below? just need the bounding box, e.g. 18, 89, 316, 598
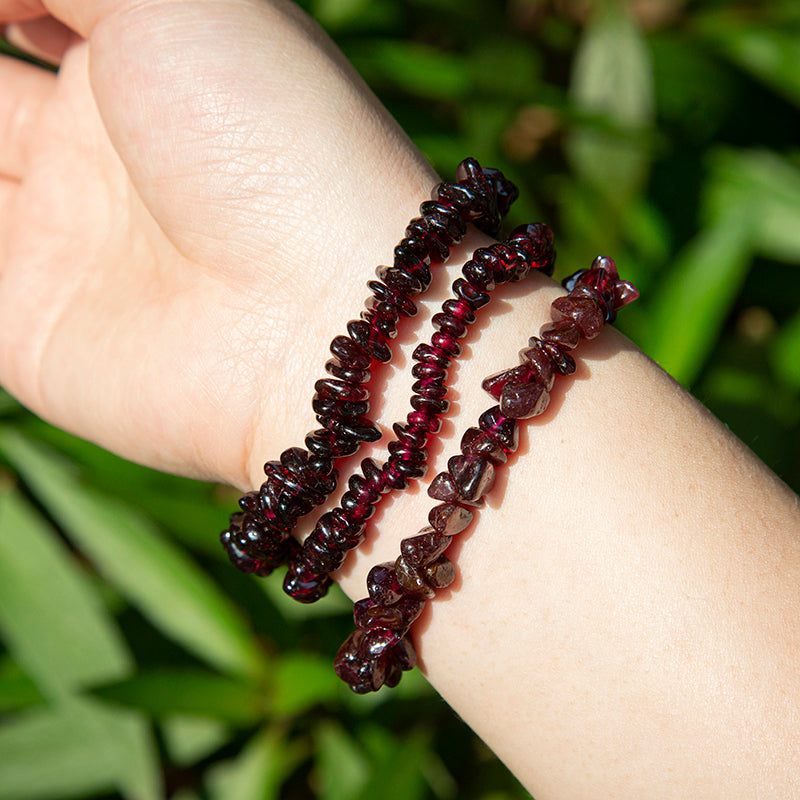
367, 280, 418, 318
447, 454, 496, 503
518, 340, 555, 390
324, 357, 371, 384
320, 416, 381, 443
353, 596, 425, 632
375, 264, 425, 297
400, 526, 452, 566
539, 340, 576, 375
411, 378, 447, 399
410, 394, 450, 415
459, 427, 509, 463
314, 379, 369, 402
360, 457, 389, 495
391, 422, 429, 449
431, 312, 468, 339
283, 565, 331, 603
312, 394, 370, 418
424, 555, 456, 589
431, 331, 462, 358
442, 298, 477, 325
347, 320, 392, 364
329, 335, 371, 369
540, 319, 581, 350
367, 562, 404, 605
406, 410, 442, 434
305, 428, 360, 458
427, 471, 484, 508
411, 362, 447, 382
482, 364, 532, 400
500, 380, 550, 419
412, 343, 451, 369
395, 555, 436, 598
551, 295, 604, 339
477, 406, 519, 453
428, 502, 475, 535
452, 277, 490, 309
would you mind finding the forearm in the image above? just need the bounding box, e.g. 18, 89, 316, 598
247, 230, 800, 798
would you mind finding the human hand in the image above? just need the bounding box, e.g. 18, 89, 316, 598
0, 0, 435, 486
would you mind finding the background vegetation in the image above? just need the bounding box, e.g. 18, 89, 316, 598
2, 0, 800, 798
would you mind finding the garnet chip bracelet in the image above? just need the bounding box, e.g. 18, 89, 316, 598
282, 223, 556, 603
220, 158, 519, 578
333, 256, 639, 694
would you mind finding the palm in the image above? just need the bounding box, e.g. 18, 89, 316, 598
0, 0, 433, 485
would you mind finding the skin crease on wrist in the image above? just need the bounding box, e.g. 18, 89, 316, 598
1, 0, 799, 798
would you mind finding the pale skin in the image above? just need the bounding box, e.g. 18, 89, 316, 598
1, 0, 798, 797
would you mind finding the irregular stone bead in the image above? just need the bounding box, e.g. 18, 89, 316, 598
411, 378, 448, 399
312, 394, 370, 419
324, 357, 371, 385
314, 379, 370, 402
452, 277, 491, 309
366, 279, 418, 318
391, 422, 429, 449
283, 565, 331, 603
347, 319, 392, 364
339, 490, 376, 523
539, 339, 576, 376
395, 555, 436, 598
367, 562, 404, 605
500, 380, 550, 419
459, 427, 509, 464
353, 595, 425, 632
551, 295, 604, 339
518, 340, 555, 390
410, 394, 450, 416
509, 222, 556, 276
375, 264, 426, 297
441, 298, 477, 325
425, 555, 456, 589
334, 628, 416, 694
427, 471, 484, 508
428, 502, 474, 535
411, 361, 448, 382
539, 319, 581, 350
386, 451, 427, 480
329, 335, 371, 369
430, 331, 462, 358
448, 454, 496, 502
305, 428, 360, 458
360, 457, 389, 495
481, 364, 531, 400
406, 410, 442, 434
320, 416, 381, 444
431, 312, 468, 339
302, 533, 348, 574
401, 527, 452, 567
477, 406, 519, 454
412, 342, 451, 370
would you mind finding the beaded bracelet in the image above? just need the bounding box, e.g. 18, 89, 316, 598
333, 256, 639, 693
283, 224, 556, 603
220, 158, 518, 577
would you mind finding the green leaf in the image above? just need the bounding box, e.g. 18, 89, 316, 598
772, 308, 800, 389
315, 721, 369, 800
162, 716, 231, 766
0, 696, 160, 800
694, 15, 800, 107
0, 658, 45, 713
348, 40, 470, 99
206, 725, 307, 800
0, 486, 131, 699
95, 669, 265, 723
641, 205, 756, 385
354, 726, 430, 800
0, 389, 19, 417
270, 653, 342, 717
705, 149, 800, 262
567, 3, 654, 203
0, 428, 266, 679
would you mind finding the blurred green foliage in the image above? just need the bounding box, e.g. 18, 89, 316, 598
2, 0, 800, 798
